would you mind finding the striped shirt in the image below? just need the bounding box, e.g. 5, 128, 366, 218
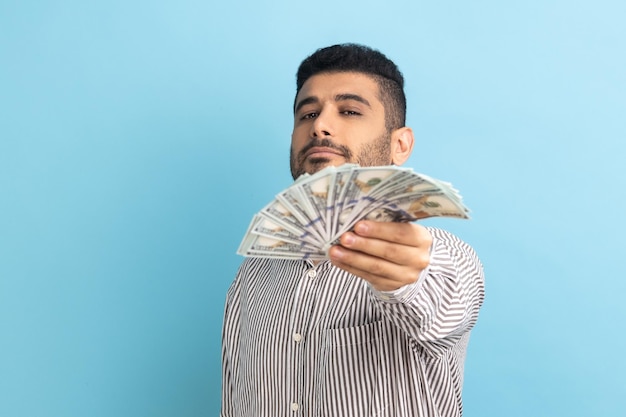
221, 227, 485, 417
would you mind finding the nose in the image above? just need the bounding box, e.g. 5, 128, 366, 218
310, 110, 333, 138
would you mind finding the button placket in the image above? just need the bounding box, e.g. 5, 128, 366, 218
287, 265, 318, 417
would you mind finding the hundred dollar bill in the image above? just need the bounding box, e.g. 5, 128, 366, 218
292, 171, 334, 241
259, 198, 324, 244
342, 172, 442, 228
248, 213, 321, 248
237, 164, 471, 260
332, 166, 405, 235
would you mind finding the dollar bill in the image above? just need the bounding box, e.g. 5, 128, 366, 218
237, 164, 471, 260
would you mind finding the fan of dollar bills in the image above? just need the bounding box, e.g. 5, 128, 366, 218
237, 164, 470, 260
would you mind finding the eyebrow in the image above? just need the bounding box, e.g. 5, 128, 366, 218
294, 93, 372, 113
335, 93, 371, 108
294, 96, 318, 113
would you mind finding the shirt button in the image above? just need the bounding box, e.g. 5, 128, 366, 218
307, 269, 317, 278
380, 294, 390, 301
292, 332, 303, 343
291, 402, 299, 411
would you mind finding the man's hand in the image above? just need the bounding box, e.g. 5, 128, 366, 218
328, 220, 433, 292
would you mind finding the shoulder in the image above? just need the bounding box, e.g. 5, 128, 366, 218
237, 257, 303, 275
235, 257, 311, 287
425, 227, 479, 256
424, 226, 483, 275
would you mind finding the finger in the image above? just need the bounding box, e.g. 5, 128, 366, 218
338, 231, 418, 266
339, 225, 432, 269
329, 245, 420, 289
352, 221, 431, 248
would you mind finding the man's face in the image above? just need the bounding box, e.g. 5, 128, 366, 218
290, 72, 393, 179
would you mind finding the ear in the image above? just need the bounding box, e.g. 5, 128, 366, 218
390, 127, 414, 165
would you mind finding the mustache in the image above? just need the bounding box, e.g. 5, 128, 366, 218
298, 139, 352, 160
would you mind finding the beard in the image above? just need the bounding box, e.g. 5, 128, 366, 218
290, 133, 392, 180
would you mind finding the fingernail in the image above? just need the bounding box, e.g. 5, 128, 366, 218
329, 246, 344, 259
343, 234, 355, 245
355, 222, 368, 233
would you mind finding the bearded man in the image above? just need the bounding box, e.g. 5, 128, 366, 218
221, 43, 485, 417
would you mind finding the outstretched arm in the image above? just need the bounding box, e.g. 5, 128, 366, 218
329, 220, 485, 356
328, 220, 432, 292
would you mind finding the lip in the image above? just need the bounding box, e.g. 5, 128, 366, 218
304, 147, 344, 159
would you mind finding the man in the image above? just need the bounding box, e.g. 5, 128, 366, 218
221, 43, 485, 417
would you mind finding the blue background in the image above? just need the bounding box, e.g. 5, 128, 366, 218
1, 1, 624, 416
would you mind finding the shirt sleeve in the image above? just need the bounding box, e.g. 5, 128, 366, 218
220, 267, 242, 417
368, 227, 485, 358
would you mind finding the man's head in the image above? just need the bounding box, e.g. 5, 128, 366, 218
290, 44, 414, 179
295, 43, 407, 132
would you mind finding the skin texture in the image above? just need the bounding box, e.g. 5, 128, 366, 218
291, 72, 433, 291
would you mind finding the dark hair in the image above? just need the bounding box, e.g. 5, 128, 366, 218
295, 43, 406, 131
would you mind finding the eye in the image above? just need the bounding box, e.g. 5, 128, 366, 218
301, 112, 318, 120
341, 110, 361, 116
